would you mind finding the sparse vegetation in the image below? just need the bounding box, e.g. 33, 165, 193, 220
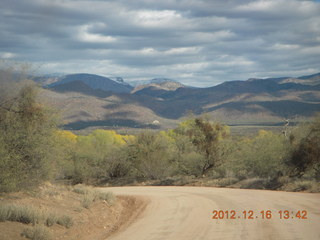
0, 182, 126, 240
102, 115, 318, 191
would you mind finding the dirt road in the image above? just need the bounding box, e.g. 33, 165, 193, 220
102, 186, 320, 240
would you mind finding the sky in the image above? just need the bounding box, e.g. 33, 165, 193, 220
0, 0, 320, 87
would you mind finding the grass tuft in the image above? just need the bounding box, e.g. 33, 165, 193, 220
44, 213, 57, 227
98, 191, 116, 204
56, 215, 73, 228
21, 225, 52, 240
81, 193, 95, 209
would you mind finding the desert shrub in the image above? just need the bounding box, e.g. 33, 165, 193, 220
21, 225, 52, 240
288, 115, 320, 179
125, 131, 177, 179
0, 67, 60, 192
178, 150, 207, 176
68, 130, 133, 183
228, 130, 289, 179
105, 147, 132, 179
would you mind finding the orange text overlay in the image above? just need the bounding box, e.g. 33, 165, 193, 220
212, 210, 308, 220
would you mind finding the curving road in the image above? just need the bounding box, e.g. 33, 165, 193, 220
102, 186, 320, 240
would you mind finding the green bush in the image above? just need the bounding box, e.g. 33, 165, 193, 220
68, 130, 131, 184
126, 131, 177, 179
228, 130, 289, 179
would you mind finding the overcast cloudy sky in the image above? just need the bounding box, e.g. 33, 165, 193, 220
1, 0, 320, 87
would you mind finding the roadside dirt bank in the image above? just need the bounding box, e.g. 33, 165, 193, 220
0, 184, 147, 240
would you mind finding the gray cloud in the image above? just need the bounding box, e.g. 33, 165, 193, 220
0, 0, 319, 87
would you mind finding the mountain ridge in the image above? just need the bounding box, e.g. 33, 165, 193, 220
41, 72, 320, 131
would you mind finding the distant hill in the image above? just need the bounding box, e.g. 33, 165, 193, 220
41, 72, 320, 131
40, 88, 176, 131
135, 76, 320, 120
48, 73, 133, 93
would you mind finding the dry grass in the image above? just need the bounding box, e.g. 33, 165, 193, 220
81, 193, 95, 209
0, 203, 73, 228
56, 215, 73, 228
0, 204, 42, 224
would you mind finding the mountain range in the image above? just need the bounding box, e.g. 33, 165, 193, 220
37, 72, 320, 131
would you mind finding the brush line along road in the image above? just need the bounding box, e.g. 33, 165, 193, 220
103, 186, 320, 240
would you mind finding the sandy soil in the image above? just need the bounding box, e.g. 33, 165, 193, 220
103, 186, 320, 240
